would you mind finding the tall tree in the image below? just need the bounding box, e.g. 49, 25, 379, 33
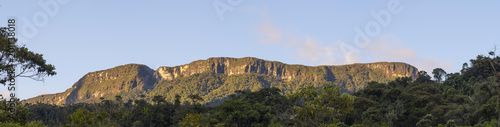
415, 71, 432, 84
432, 68, 446, 83
461, 63, 469, 74
0, 29, 56, 84
0, 98, 29, 124
483, 50, 500, 127
115, 95, 122, 103
0, 26, 56, 125
174, 94, 181, 107
187, 94, 203, 104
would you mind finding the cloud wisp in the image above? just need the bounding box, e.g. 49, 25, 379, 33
255, 16, 452, 73
255, 15, 339, 65
365, 34, 453, 72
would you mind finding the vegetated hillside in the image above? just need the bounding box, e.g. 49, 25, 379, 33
24, 64, 156, 105
24, 57, 418, 106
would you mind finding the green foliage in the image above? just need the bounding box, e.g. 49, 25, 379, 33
415, 71, 432, 84
0, 29, 56, 84
0, 98, 29, 125
288, 83, 355, 126
0, 99, 45, 126
209, 87, 292, 127
66, 109, 109, 127
339, 51, 500, 127
152, 95, 166, 105
473, 119, 498, 127
433, 68, 447, 83
179, 113, 209, 127
187, 94, 203, 105
0, 27, 53, 127
416, 114, 433, 127
0, 121, 47, 127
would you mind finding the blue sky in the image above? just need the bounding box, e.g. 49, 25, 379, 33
0, 0, 499, 99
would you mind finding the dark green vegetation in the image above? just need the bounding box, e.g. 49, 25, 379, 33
0, 51, 497, 126
24, 57, 418, 106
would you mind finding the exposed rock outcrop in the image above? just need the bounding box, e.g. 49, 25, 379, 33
154, 57, 417, 82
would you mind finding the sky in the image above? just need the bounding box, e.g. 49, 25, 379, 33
0, 0, 499, 100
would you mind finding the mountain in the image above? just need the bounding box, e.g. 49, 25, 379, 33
24, 64, 156, 105
23, 57, 418, 106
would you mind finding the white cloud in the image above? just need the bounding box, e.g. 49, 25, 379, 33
255, 13, 338, 64
297, 37, 322, 62
255, 13, 453, 73
38, 89, 47, 96
366, 34, 453, 72
336, 40, 362, 64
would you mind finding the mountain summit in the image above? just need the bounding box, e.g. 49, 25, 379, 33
24, 57, 418, 106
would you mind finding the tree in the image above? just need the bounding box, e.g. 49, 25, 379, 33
444, 119, 457, 127
0, 29, 56, 84
461, 63, 469, 74
187, 94, 203, 104
0, 121, 47, 127
174, 94, 181, 107
482, 50, 500, 127
178, 113, 208, 127
211, 87, 291, 126
287, 83, 355, 126
0, 98, 29, 125
415, 71, 432, 84
152, 95, 166, 105
432, 68, 446, 83
66, 109, 109, 127
0, 27, 55, 125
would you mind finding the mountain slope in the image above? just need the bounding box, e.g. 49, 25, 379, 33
24, 57, 418, 106
24, 64, 155, 105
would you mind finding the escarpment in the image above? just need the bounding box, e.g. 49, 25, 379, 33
24, 57, 418, 106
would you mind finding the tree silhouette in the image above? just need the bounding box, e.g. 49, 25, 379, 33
152, 95, 166, 105
187, 94, 203, 104
115, 95, 122, 103
174, 94, 181, 107
415, 71, 432, 84
432, 68, 446, 83
0, 28, 56, 124
0, 29, 56, 84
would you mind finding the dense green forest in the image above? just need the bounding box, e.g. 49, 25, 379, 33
2, 51, 500, 126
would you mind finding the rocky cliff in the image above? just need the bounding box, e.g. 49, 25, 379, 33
154, 57, 417, 82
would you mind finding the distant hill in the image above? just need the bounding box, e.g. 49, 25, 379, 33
23, 57, 418, 106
